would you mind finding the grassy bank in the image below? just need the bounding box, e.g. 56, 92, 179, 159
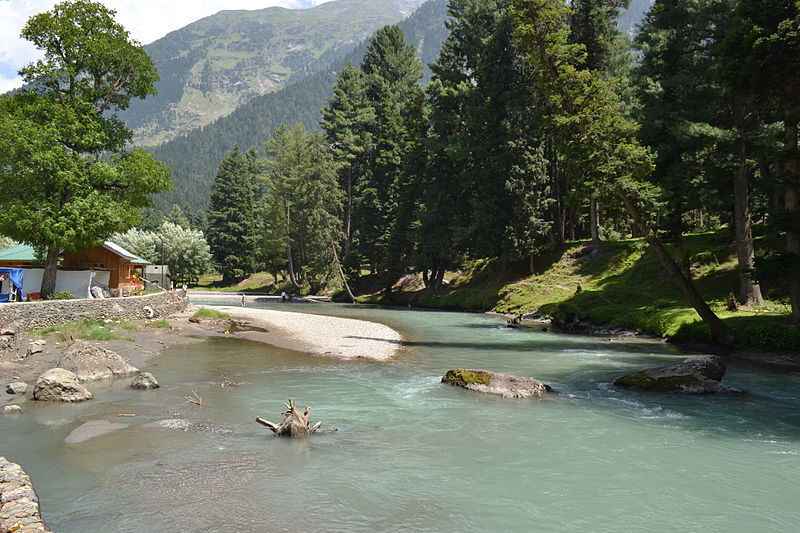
353, 231, 799, 352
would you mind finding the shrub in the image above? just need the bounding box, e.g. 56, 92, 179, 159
45, 291, 73, 300
191, 308, 230, 319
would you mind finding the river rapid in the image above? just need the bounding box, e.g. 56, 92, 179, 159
1, 303, 799, 532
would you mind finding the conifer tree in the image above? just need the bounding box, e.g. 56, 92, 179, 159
512, 0, 735, 344
356, 25, 422, 273
264, 124, 344, 291
207, 146, 255, 285
724, 0, 800, 320
321, 63, 376, 262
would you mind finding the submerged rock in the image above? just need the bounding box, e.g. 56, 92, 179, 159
130, 372, 159, 390
614, 355, 740, 394
57, 340, 139, 381
143, 419, 233, 435
65, 420, 128, 444
33, 368, 93, 402
3, 405, 22, 415
5, 382, 27, 395
442, 369, 551, 399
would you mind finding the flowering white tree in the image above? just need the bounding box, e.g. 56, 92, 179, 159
0, 235, 18, 250
113, 222, 212, 281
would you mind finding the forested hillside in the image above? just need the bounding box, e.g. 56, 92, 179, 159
120, 0, 425, 146
148, 0, 449, 212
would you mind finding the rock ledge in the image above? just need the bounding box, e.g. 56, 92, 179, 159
0, 457, 53, 533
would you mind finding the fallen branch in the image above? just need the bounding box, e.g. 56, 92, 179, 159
184, 390, 203, 406
255, 398, 322, 438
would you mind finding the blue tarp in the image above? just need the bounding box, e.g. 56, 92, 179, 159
0, 267, 25, 302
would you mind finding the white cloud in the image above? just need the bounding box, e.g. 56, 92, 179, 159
0, 0, 332, 93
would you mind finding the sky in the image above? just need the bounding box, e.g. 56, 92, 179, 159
0, 0, 329, 93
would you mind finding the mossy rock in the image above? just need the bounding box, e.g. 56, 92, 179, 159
441, 369, 550, 399
613, 372, 704, 393
442, 369, 492, 387
614, 355, 740, 394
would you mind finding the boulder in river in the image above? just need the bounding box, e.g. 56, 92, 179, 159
130, 373, 159, 390
57, 340, 139, 381
3, 405, 22, 415
65, 420, 128, 444
613, 355, 740, 394
5, 382, 27, 395
441, 369, 551, 399
32, 368, 93, 402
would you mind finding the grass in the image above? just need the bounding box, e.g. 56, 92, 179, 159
353, 230, 799, 352
193, 272, 279, 293
32, 319, 120, 341
146, 319, 171, 328
192, 308, 230, 319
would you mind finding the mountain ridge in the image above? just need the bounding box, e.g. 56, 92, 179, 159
121, 0, 426, 146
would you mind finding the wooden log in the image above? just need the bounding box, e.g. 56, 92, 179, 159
255, 398, 322, 438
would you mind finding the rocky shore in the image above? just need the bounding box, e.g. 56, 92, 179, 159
0, 457, 52, 533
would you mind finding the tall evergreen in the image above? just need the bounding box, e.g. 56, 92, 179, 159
356, 25, 422, 273
724, 0, 800, 320
263, 124, 344, 291
207, 146, 255, 285
424, 0, 553, 262
321, 63, 376, 262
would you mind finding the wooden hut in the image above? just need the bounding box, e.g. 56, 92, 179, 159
0, 242, 150, 293
61, 242, 150, 292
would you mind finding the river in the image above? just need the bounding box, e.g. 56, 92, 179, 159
1, 302, 799, 532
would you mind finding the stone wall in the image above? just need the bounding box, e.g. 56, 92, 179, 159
0, 457, 53, 533
0, 291, 187, 334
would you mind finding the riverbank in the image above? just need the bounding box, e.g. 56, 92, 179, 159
201, 305, 402, 361
1, 301, 403, 402
0, 457, 52, 533
349, 234, 800, 354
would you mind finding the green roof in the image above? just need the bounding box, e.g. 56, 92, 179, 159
0, 244, 36, 262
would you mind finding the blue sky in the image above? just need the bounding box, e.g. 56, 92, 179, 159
0, 0, 328, 93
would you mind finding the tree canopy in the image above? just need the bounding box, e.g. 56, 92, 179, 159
0, 0, 170, 296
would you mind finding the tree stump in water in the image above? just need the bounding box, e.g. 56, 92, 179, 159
255, 399, 322, 437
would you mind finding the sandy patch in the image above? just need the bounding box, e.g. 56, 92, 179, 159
210, 306, 402, 361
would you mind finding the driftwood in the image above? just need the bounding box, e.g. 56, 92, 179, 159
184, 390, 203, 406
255, 399, 322, 438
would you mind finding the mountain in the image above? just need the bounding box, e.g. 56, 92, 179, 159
146, 0, 653, 214
148, 0, 449, 213
121, 0, 426, 146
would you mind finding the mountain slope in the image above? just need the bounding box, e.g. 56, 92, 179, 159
147, 0, 653, 213
122, 0, 426, 146
148, 0, 449, 212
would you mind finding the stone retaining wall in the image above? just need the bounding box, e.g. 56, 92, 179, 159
0, 292, 187, 334
0, 457, 53, 533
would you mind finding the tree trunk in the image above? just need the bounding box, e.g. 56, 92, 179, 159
589, 198, 601, 245
40, 246, 62, 298
284, 200, 297, 286
732, 95, 764, 306
345, 167, 354, 258
255, 399, 322, 438
618, 190, 735, 345
784, 86, 800, 322
331, 240, 357, 303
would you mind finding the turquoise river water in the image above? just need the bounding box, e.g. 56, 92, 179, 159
1, 302, 800, 532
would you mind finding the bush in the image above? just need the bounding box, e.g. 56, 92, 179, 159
45, 291, 73, 300
192, 308, 230, 319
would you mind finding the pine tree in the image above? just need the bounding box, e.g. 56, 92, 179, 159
355, 25, 422, 273
321, 63, 376, 262
207, 146, 255, 285
512, 0, 736, 344
724, 0, 800, 320
264, 124, 344, 291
